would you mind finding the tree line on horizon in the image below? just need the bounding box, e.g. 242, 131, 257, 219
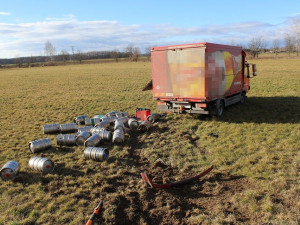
0, 43, 150, 67
1, 19, 299, 67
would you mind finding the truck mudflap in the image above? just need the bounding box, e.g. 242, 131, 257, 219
141, 165, 214, 189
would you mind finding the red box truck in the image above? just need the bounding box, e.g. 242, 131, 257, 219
144, 42, 257, 116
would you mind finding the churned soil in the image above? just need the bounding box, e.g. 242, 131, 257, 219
100, 144, 253, 225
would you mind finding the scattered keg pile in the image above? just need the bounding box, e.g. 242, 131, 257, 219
1, 110, 162, 181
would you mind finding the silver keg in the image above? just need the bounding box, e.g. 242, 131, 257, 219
43, 124, 60, 134
84, 147, 109, 161
147, 113, 160, 123
94, 120, 110, 129
60, 123, 78, 133
90, 126, 103, 135
74, 115, 88, 125
112, 128, 124, 145
99, 116, 116, 124
105, 111, 119, 117
114, 120, 125, 131
57, 134, 77, 146
77, 126, 93, 134
0, 161, 20, 181
93, 115, 104, 119
75, 131, 90, 146
93, 118, 101, 125
90, 127, 112, 142
115, 112, 129, 118
29, 138, 52, 153
138, 120, 152, 132
116, 116, 129, 124
28, 157, 54, 173
128, 118, 139, 130
85, 117, 101, 126
84, 134, 101, 147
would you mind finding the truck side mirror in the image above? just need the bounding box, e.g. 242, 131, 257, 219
252, 64, 257, 76
245, 63, 250, 78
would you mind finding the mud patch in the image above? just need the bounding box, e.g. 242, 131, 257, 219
107, 161, 252, 224
99, 126, 254, 224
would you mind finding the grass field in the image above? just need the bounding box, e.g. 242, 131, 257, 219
0, 58, 299, 224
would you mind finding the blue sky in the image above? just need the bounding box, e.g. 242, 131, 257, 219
0, 0, 300, 58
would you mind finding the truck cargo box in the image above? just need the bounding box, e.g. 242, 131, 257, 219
151, 42, 248, 101
149, 42, 254, 116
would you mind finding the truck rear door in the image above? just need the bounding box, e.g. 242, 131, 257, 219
151, 46, 206, 99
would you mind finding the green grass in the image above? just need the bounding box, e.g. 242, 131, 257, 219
0, 59, 299, 224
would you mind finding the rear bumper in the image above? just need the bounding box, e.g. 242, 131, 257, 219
157, 104, 210, 115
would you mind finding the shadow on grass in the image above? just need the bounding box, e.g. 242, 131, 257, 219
14, 171, 46, 185
55, 163, 85, 177
218, 96, 300, 124
53, 146, 76, 154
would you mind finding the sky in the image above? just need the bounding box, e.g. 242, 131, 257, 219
0, 0, 300, 58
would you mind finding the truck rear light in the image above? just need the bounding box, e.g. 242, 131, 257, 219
196, 103, 207, 108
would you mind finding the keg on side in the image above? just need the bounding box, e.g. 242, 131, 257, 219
60, 123, 78, 133
77, 126, 93, 134
29, 138, 52, 153
147, 113, 160, 123
112, 128, 125, 145
84, 147, 109, 161
29, 157, 54, 173
1, 161, 20, 181
75, 131, 90, 146
128, 118, 139, 130
74, 115, 88, 125
57, 134, 77, 146
138, 120, 152, 132
84, 134, 102, 147
43, 124, 60, 134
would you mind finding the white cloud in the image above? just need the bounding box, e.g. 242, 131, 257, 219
0, 12, 11, 16
0, 15, 295, 58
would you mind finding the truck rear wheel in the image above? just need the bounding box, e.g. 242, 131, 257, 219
216, 99, 224, 117
240, 92, 246, 104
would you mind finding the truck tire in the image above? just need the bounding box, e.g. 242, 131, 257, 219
240, 92, 246, 104
216, 100, 224, 117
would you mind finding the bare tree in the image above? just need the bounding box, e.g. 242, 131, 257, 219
285, 34, 295, 56
290, 19, 300, 56
60, 50, 70, 63
14, 55, 22, 68
110, 49, 120, 62
74, 50, 83, 63
125, 44, 134, 61
272, 39, 281, 57
248, 36, 267, 58
132, 47, 141, 62
145, 47, 151, 61
44, 41, 56, 63
70, 46, 75, 61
